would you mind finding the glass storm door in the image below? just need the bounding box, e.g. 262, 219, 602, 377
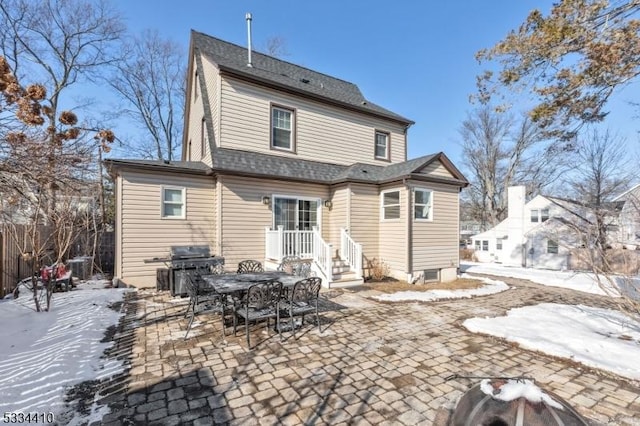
273, 197, 319, 256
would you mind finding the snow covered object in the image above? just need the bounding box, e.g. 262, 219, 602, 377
450, 378, 588, 426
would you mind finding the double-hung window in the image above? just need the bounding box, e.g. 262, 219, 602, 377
381, 190, 400, 220
547, 240, 559, 254
375, 130, 389, 160
414, 189, 433, 220
541, 208, 549, 222
162, 187, 185, 219
271, 105, 294, 151
531, 209, 539, 223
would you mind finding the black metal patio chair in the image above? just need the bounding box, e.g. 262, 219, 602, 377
184, 271, 227, 340
233, 279, 283, 349
237, 259, 264, 274
281, 276, 322, 340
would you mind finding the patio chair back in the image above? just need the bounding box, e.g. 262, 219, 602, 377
283, 277, 322, 339
290, 277, 321, 304
234, 279, 283, 348
237, 259, 264, 274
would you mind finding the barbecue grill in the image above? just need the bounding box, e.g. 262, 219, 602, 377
145, 245, 224, 296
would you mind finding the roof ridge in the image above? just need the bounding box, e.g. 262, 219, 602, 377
192, 30, 362, 91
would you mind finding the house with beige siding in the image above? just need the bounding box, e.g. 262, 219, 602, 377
105, 30, 468, 288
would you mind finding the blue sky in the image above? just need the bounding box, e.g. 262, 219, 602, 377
112, 0, 639, 165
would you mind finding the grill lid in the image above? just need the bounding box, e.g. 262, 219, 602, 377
170, 245, 211, 259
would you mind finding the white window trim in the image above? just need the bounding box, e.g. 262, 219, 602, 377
547, 239, 559, 254
161, 186, 186, 219
414, 188, 434, 222
380, 189, 401, 222
271, 105, 295, 152
374, 130, 390, 160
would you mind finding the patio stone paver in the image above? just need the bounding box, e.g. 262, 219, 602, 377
90, 274, 640, 425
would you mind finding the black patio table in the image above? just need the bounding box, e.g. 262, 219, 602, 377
200, 271, 300, 295
200, 271, 301, 338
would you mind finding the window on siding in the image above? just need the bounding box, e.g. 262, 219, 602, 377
201, 117, 207, 154
271, 105, 294, 151
374, 130, 389, 160
474, 240, 480, 250
194, 71, 199, 101
547, 240, 559, 254
531, 209, 539, 222
162, 187, 185, 219
482, 240, 489, 251
541, 208, 549, 222
414, 189, 433, 220
382, 190, 400, 220
496, 239, 502, 250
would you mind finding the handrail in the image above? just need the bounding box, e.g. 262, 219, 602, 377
312, 226, 332, 281
340, 228, 362, 278
265, 227, 332, 283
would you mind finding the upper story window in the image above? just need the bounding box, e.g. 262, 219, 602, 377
482, 240, 489, 251
162, 187, 185, 219
531, 208, 550, 223
201, 117, 207, 154
381, 190, 400, 220
541, 208, 549, 222
271, 105, 295, 151
474, 240, 480, 250
547, 239, 558, 254
414, 189, 433, 220
375, 130, 389, 160
194, 71, 199, 101
496, 239, 503, 250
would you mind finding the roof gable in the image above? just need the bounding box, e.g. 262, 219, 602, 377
191, 30, 413, 125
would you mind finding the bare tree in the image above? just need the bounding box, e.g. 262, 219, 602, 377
107, 30, 185, 161
263, 36, 290, 58
565, 129, 633, 263
0, 0, 122, 311
459, 106, 563, 228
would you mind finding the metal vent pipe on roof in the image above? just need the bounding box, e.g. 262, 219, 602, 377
245, 12, 253, 67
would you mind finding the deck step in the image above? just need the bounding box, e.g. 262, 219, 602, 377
329, 276, 364, 288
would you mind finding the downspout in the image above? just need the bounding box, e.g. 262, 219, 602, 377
405, 178, 413, 282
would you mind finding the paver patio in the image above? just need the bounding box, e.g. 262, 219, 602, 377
86, 275, 640, 425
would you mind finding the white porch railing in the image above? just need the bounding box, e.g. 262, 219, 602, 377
340, 228, 363, 278
265, 226, 332, 280
312, 226, 332, 280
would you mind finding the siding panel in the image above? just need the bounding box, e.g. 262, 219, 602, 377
410, 182, 460, 271
349, 184, 380, 272
221, 176, 330, 269
119, 171, 216, 287
219, 77, 407, 165
377, 184, 407, 279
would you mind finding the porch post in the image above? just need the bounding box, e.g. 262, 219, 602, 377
277, 225, 283, 260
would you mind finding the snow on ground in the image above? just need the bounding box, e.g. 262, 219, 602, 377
0, 279, 130, 424
371, 274, 509, 302
461, 261, 622, 297
464, 303, 640, 380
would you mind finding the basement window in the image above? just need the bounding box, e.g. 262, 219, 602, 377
423, 269, 439, 283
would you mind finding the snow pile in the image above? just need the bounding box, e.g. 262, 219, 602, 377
480, 379, 563, 409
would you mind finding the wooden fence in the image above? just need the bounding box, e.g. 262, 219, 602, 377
569, 248, 640, 275
0, 226, 115, 298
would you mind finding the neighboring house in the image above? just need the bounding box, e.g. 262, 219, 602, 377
460, 220, 482, 247
612, 183, 640, 249
472, 186, 626, 270
105, 31, 468, 288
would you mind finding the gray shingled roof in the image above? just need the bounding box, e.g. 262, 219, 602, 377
104, 159, 211, 174
211, 148, 467, 186
192, 31, 413, 125
106, 151, 467, 186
